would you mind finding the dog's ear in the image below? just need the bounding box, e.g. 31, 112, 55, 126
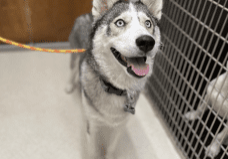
92, 0, 119, 20
140, 0, 163, 20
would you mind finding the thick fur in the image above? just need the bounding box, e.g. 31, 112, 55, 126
66, 0, 163, 158
185, 62, 228, 158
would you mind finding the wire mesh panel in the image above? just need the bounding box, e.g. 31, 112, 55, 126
147, 0, 228, 158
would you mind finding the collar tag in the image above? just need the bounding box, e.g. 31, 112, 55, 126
124, 91, 138, 115
124, 104, 135, 114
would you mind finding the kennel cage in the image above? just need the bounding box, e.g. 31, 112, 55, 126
147, 0, 228, 159
0, 0, 227, 158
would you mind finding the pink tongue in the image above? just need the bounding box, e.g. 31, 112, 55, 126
127, 58, 149, 76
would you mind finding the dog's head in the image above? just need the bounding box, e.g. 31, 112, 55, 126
91, 0, 163, 90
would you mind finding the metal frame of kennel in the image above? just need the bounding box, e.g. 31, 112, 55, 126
147, 0, 228, 159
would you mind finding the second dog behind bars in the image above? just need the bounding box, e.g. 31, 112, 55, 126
185, 61, 228, 158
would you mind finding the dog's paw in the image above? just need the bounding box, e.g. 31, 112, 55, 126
184, 111, 199, 121
205, 141, 221, 158
65, 83, 75, 94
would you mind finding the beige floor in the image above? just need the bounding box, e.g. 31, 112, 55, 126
0, 49, 181, 159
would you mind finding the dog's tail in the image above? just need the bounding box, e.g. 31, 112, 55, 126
65, 13, 93, 93
69, 13, 93, 69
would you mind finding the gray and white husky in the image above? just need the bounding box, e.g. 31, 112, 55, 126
66, 0, 163, 158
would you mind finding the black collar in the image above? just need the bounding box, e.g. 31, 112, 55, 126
99, 77, 136, 115
100, 77, 127, 96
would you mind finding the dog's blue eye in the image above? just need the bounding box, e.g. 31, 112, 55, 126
145, 20, 151, 28
115, 19, 125, 27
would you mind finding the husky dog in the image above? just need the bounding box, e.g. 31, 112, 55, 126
66, 0, 163, 158
185, 62, 228, 158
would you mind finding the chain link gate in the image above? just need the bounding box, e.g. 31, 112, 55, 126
147, 0, 228, 158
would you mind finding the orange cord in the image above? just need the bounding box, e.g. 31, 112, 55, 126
0, 36, 85, 53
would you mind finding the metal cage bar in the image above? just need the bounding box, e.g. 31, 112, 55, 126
148, 0, 228, 158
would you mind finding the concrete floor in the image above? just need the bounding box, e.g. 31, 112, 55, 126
0, 48, 181, 159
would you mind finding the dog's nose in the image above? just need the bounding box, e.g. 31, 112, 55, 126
136, 35, 155, 53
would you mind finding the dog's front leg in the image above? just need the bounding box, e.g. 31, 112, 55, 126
105, 126, 124, 159
185, 94, 210, 120
206, 121, 228, 157
88, 121, 106, 159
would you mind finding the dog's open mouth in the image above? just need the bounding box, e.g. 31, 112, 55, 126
110, 47, 149, 78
